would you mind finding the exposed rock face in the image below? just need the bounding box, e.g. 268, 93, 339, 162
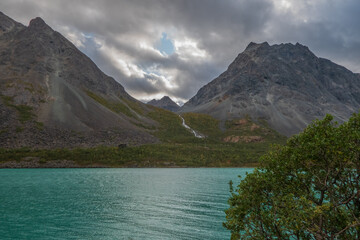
147, 96, 180, 112
181, 42, 360, 136
0, 12, 158, 148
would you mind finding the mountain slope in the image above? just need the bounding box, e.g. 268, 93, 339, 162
0, 13, 288, 167
0, 12, 158, 148
181, 42, 360, 136
147, 96, 180, 112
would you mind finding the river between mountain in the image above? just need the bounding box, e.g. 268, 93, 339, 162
0, 168, 252, 240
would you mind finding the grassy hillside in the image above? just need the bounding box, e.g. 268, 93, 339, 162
0, 105, 287, 167
146, 106, 195, 142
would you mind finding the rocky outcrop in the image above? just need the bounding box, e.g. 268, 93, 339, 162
147, 96, 180, 112
181, 42, 360, 136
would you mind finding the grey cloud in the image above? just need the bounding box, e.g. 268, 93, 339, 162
264, 0, 360, 72
78, 38, 160, 95
0, 0, 359, 102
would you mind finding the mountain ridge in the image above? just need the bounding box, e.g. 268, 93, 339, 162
181, 42, 360, 136
0, 12, 158, 148
147, 96, 180, 112
1, 11, 359, 149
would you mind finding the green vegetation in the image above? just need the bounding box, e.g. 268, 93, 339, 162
0, 109, 284, 167
182, 112, 286, 145
0, 129, 8, 135
5, 80, 44, 94
0, 95, 34, 123
182, 112, 221, 138
0, 143, 265, 167
15, 126, 24, 133
35, 121, 44, 130
225, 117, 285, 143
147, 107, 195, 142
0, 95, 286, 166
23, 82, 35, 93
122, 97, 146, 115
13, 105, 34, 123
1, 95, 14, 106
224, 114, 360, 239
85, 91, 136, 118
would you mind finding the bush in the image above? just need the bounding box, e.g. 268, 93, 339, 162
224, 114, 360, 239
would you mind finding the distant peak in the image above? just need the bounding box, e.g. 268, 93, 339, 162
161, 96, 171, 100
295, 42, 311, 51
147, 96, 179, 111
245, 41, 269, 51
29, 17, 45, 26
246, 42, 257, 49
28, 17, 52, 31
244, 42, 314, 56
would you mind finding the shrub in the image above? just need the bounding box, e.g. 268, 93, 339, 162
225, 114, 360, 239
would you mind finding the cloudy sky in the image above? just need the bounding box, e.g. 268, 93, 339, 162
1, 0, 360, 104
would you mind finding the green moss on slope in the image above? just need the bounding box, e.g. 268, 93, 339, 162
85, 91, 136, 118
0, 95, 35, 123
182, 112, 221, 138
146, 106, 195, 142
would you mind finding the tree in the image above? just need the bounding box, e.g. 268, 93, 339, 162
224, 114, 360, 239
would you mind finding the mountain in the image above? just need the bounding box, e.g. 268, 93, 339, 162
0, 12, 158, 148
147, 96, 180, 112
181, 42, 360, 136
0, 12, 287, 167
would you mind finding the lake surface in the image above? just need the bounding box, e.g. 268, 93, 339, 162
0, 168, 252, 240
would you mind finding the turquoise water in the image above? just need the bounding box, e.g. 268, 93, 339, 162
0, 168, 252, 240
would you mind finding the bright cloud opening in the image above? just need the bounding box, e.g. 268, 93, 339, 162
174, 38, 207, 61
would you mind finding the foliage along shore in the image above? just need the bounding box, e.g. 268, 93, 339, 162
225, 113, 360, 239
0, 111, 286, 168
0, 144, 262, 168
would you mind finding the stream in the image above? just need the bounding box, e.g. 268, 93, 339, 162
179, 115, 205, 138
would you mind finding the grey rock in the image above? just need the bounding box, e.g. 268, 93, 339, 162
147, 96, 180, 112
181, 42, 360, 136
0, 12, 158, 148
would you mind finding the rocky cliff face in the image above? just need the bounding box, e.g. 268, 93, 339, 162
181, 42, 360, 136
147, 96, 180, 112
0, 12, 157, 148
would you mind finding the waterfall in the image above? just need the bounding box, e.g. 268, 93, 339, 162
179, 115, 205, 138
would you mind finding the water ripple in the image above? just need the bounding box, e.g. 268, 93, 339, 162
0, 168, 252, 240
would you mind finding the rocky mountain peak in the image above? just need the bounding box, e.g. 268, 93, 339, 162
160, 96, 174, 103
225, 41, 319, 78
245, 41, 269, 51
181, 42, 360, 136
148, 96, 180, 112
28, 17, 52, 32
0, 12, 159, 148
243, 42, 315, 59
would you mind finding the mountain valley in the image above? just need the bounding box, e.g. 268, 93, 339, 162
0, 12, 358, 167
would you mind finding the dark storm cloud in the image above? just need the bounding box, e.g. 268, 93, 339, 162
1, 0, 359, 102
265, 0, 360, 72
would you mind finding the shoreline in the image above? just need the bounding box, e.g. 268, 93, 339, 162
0, 158, 259, 169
